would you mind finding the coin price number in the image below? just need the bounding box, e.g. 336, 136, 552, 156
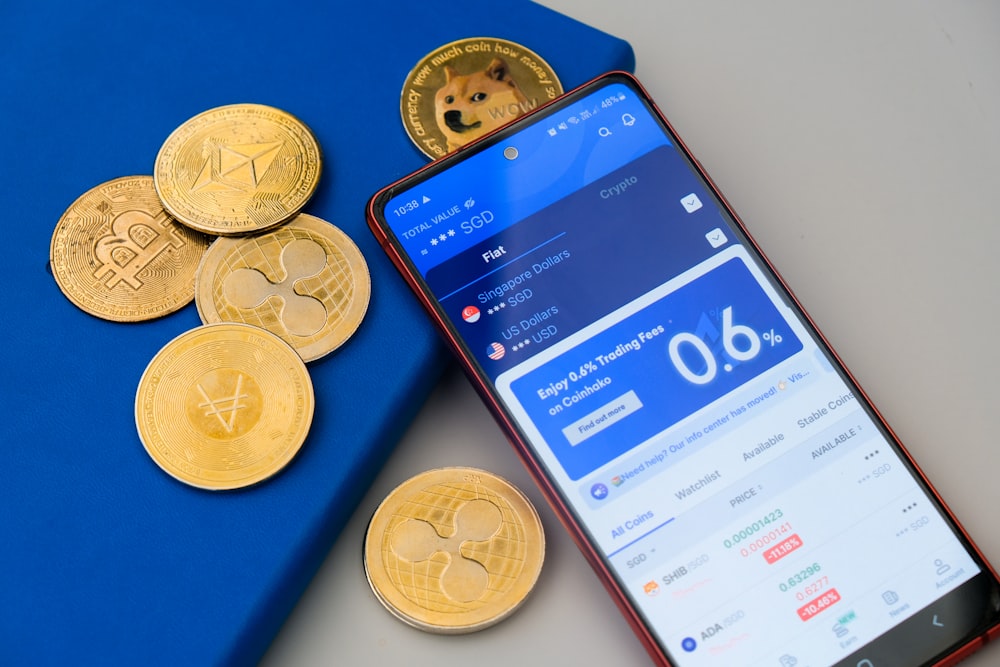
723, 509, 785, 549
797, 576, 830, 601
778, 563, 822, 593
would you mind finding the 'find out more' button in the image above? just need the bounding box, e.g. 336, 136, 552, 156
562, 390, 643, 446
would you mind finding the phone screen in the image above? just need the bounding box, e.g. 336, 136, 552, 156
370, 73, 999, 666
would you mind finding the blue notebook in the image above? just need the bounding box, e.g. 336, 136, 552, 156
0, 2, 633, 664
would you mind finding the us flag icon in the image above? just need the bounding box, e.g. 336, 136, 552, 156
487, 342, 505, 360
461, 305, 481, 323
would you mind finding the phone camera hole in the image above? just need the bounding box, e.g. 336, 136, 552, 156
503, 146, 519, 160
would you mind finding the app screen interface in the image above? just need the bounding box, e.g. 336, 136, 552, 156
383, 81, 980, 665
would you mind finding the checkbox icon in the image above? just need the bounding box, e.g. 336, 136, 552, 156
706, 228, 728, 248
681, 193, 703, 213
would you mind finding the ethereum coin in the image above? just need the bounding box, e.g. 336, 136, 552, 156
154, 104, 321, 235
135, 322, 314, 490
194, 213, 370, 362
401, 37, 563, 158
49, 176, 209, 321
364, 467, 545, 634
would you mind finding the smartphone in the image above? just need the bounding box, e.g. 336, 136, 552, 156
366, 71, 1000, 666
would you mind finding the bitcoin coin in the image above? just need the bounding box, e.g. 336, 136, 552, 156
194, 213, 370, 362
154, 104, 321, 235
364, 467, 545, 633
401, 37, 562, 158
49, 176, 209, 321
135, 322, 314, 490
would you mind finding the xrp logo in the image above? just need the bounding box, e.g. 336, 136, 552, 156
224, 238, 329, 337
391, 499, 503, 602
364, 469, 544, 633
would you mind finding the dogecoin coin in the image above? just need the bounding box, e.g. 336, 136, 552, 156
364, 467, 545, 634
154, 104, 321, 235
49, 176, 209, 321
401, 37, 562, 158
135, 322, 314, 490
194, 213, 370, 362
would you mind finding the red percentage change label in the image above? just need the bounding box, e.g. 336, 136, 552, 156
796, 588, 841, 621
764, 533, 803, 564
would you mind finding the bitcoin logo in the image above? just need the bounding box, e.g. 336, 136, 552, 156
93, 209, 185, 290
223, 238, 328, 337
49, 176, 208, 321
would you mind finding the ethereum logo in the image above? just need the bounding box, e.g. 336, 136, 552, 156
192, 141, 283, 192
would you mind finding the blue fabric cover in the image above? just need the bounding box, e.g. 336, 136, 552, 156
0, 1, 633, 664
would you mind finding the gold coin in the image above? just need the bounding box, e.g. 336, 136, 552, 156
364, 467, 545, 634
135, 322, 314, 490
154, 104, 321, 235
401, 37, 563, 158
194, 213, 370, 362
49, 176, 209, 321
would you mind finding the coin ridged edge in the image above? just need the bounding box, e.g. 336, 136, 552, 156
153, 103, 322, 236
49, 175, 208, 321
193, 213, 371, 362
399, 37, 563, 158
363, 467, 545, 633
134, 322, 315, 490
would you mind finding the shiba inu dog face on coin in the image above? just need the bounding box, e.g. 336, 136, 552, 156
400, 38, 562, 158
435, 58, 532, 152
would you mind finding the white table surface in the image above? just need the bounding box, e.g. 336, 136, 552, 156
262, 2, 1000, 665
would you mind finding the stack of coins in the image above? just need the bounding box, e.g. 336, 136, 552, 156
50, 103, 370, 490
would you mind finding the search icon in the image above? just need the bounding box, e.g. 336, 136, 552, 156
598, 127, 612, 137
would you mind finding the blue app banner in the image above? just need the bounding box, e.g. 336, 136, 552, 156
508, 257, 803, 480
